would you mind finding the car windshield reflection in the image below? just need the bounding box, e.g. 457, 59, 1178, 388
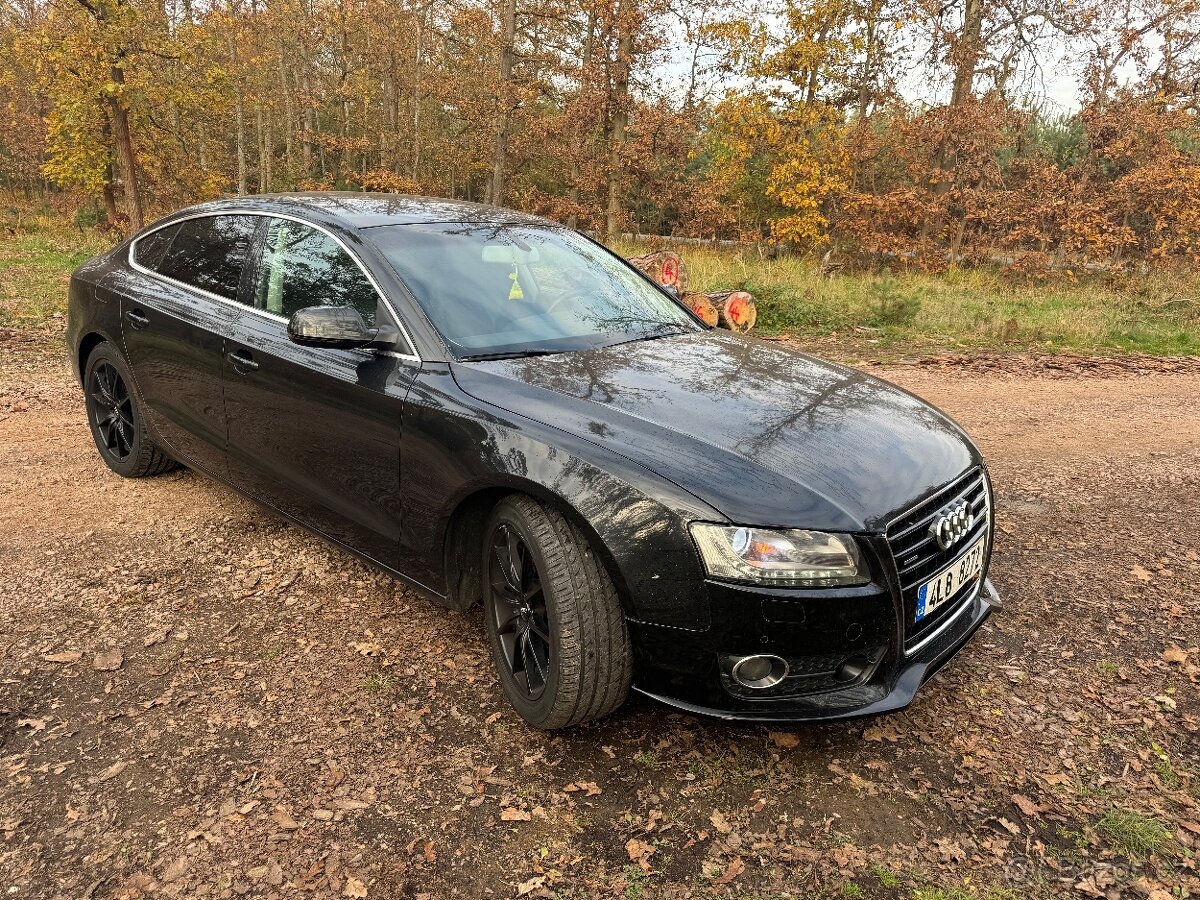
363, 223, 700, 358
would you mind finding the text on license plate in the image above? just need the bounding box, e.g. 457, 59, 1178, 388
915, 534, 986, 622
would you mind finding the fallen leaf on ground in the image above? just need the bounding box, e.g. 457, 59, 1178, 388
863, 723, 902, 742
162, 857, 189, 883
500, 807, 531, 822
343, 877, 368, 897
1012, 794, 1042, 817
709, 809, 732, 834
43, 651, 82, 664
1132, 565, 1153, 582
97, 761, 127, 782
143, 629, 169, 648
16, 718, 46, 732
563, 781, 602, 796
93, 649, 123, 671
516, 876, 546, 896
1163, 645, 1189, 664
714, 857, 745, 885
271, 806, 300, 830
625, 838, 655, 862
769, 731, 800, 749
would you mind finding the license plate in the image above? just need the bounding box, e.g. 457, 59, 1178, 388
915, 534, 986, 622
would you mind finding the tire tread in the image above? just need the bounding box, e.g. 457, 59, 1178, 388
490, 495, 632, 729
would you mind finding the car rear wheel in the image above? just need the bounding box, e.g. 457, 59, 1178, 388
83, 344, 177, 478
483, 495, 632, 729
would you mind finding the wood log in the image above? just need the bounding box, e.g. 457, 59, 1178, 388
680, 291, 719, 327
706, 290, 757, 333
627, 250, 689, 292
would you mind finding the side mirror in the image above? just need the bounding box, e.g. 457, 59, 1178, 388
286, 306, 397, 350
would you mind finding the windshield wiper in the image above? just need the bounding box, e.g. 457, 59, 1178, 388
602, 323, 691, 349
459, 348, 566, 362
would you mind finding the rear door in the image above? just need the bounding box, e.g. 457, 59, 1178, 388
222, 216, 419, 567
121, 214, 261, 477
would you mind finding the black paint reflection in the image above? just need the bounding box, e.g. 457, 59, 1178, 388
454, 329, 978, 531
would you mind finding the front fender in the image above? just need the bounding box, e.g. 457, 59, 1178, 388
399, 364, 723, 630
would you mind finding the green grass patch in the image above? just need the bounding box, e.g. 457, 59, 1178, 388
870, 863, 901, 888
613, 240, 1200, 357
0, 216, 113, 328
1096, 808, 1172, 859
361, 673, 395, 694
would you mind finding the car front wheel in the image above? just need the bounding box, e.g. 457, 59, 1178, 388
483, 495, 632, 729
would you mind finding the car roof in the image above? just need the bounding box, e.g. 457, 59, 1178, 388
178, 192, 560, 230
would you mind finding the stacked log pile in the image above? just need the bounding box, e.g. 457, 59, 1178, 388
626, 250, 757, 334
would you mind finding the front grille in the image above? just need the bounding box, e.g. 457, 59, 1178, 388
886, 468, 990, 650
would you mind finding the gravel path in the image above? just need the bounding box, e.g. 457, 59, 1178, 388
2, 338, 1197, 900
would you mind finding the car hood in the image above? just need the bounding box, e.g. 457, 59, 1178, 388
451, 330, 980, 532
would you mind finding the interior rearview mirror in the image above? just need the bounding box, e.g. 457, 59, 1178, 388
286, 306, 398, 351
481, 244, 541, 264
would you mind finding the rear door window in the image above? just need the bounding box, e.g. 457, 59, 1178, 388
155, 215, 259, 301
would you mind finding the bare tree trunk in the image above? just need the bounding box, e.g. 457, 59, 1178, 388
235, 90, 247, 194
256, 103, 266, 192
105, 64, 143, 232
950, 0, 984, 107
566, 7, 596, 229
262, 106, 273, 191
279, 46, 294, 169
855, 0, 884, 118
99, 116, 120, 229
411, 2, 424, 182
605, 20, 632, 241
301, 69, 315, 177
488, 0, 518, 205
231, 35, 247, 194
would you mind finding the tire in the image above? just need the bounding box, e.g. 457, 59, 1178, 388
82, 342, 177, 478
483, 495, 632, 729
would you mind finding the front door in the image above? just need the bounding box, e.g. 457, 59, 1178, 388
221, 216, 419, 567
119, 214, 260, 478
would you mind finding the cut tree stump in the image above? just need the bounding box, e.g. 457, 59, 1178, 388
627, 250, 689, 292
706, 290, 758, 333
680, 292, 719, 327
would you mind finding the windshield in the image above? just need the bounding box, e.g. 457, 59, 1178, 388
364, 223, 700, 358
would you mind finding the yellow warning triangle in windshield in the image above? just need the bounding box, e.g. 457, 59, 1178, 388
508, 266, 525, 301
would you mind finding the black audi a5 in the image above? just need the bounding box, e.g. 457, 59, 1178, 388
67, 193, 1000, 728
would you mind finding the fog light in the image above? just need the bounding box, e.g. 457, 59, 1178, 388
730, 654, 788, 689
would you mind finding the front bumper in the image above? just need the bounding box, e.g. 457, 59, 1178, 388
628, 577, 1000, 723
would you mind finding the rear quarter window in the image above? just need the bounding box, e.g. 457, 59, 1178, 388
153, 215, 260, 301
131, 224, 181, 270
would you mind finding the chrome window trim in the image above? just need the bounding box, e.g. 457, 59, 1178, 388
127, 209, 421, 362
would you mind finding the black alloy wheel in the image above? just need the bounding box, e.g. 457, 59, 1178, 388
88, 361, 135, 461
82, 343, 177, 478
482, 495, 633, 729
489, 523, 552, 700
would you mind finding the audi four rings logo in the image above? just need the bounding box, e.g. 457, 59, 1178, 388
930, 501, 974, 550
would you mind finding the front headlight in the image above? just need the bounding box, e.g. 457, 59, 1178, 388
690, 524, 868, 587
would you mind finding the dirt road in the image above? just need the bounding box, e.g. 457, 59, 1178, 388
2, 335, 1197, 899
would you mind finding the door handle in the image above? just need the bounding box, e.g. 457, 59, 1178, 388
125, 309, 150, 330
227, 350, 260, 373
